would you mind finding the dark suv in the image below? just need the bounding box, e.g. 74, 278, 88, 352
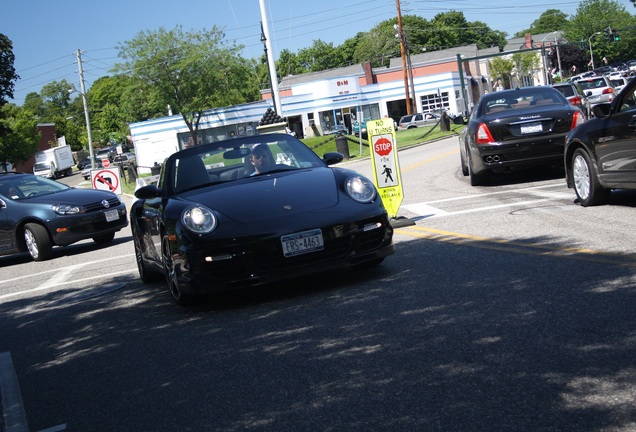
553, 82, 591, 119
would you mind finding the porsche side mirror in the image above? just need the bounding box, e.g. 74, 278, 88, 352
323, 152, 344, 165
134, 184, 162, 199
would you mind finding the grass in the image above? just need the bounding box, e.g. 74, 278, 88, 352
120, 121, 465, 196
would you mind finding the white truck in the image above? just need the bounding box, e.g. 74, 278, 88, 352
33, 146, 74, 179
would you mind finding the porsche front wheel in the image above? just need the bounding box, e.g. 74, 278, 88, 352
161, 235, 193, 306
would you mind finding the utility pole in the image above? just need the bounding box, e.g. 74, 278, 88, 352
76, 49, 95, 170
395, 0, 413, 115
258, 0, 282, 116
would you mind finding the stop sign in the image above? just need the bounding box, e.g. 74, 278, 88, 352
374, 137, 393, 156
102, 158, 110, 168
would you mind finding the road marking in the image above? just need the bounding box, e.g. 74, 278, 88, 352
420, 183, 565, 205
0, 268, 137, 301
403, 183, 572, 218
0, 351, 29, 432
405, 198, 556, 218
395, 225, 636, 268
401, 149, 459, 173
0, 253, 134, 287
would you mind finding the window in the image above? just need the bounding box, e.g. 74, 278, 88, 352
421, 92, 449, 113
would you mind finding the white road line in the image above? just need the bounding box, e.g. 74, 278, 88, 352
405, 198, 555, 218
0, 351, 29, 432
0, 253, 135, 287
421, 183, 566, 204
0, 268, 137, 301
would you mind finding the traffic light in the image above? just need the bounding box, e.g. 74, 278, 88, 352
612, 29, 621, 42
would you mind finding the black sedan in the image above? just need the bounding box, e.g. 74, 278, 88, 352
131, 133, 395, 306
459, 86, 586, 186
0, 172, 128, 261
565, 75, 636, 206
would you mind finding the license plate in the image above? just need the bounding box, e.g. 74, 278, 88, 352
104, 209, 119, 222
521, 123, 543, 134
281, 229, 324, 257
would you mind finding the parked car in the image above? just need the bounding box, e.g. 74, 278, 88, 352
578, 75, 615, 107
325, 124, 349, 135
76, 157, 95, 171
459, 86, 585, 186
130, 133, 395, 305
0, 172, 128, 261
397, 112, 440, 130
81, 159, 104, 180
609, 76, 629, 93
552, 81, 591, 119
113, 152, 136, 166
564, 75, 636, 206
95, 147, 115, 162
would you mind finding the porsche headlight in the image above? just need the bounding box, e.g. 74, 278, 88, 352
51, 204, 81, 215
345, 176, 376, 203
182, 205, 217, 234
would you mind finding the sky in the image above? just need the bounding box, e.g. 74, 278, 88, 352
2, 0, 609, 105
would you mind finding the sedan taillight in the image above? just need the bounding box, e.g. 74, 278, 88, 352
570, 111, 584, 129
476, 123, 495, 144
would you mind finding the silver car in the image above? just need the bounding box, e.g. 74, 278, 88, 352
578, 75, 616, 107
397, 112, 440, 130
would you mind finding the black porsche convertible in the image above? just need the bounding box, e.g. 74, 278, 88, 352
130, 133, 395, 305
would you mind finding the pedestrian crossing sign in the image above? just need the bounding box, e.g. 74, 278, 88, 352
366, 118, 403, 218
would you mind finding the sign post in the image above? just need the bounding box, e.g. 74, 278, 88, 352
366, 118, 404, 219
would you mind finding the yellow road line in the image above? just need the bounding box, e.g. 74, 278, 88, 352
401, 149, 459, 173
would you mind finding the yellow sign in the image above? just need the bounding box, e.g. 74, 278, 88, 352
366, 118, 403, 218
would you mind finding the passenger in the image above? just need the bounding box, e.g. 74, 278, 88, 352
250, 144, 271, 175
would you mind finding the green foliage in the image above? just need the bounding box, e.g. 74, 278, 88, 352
114, 25, 260, 144
297, 40, 345, 71
565, 0, 636, 65
0, 104, 40, 165
0, 34, 19, 105
489, 57, 515, 89
515, 10, 570, 38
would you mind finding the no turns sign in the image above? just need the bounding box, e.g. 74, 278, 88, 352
91, 167, 122, 195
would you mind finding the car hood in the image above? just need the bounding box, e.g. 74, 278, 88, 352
27, 188, 119, 206
183, 168, 339, 223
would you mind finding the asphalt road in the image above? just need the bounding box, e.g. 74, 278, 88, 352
1, 138, 636, 431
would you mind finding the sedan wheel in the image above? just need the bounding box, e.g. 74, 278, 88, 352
468, 151, 488, 186
24, 223, 53, 261
460, 146, 469, 176
572, 148, 610, 206
162, 235, 193, 306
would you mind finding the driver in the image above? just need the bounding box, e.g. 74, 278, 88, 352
250, 144, 272, 175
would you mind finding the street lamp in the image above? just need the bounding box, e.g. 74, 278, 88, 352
588, 32, 602, 70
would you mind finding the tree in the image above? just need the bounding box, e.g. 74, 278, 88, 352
114, 25, 259, 146
297, 40, 345, 72
489, 57, 515, 89
0, 34, 19, 106
0, 104, 40, 165
515, 10, 570, 38
565, 0, 636, 67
